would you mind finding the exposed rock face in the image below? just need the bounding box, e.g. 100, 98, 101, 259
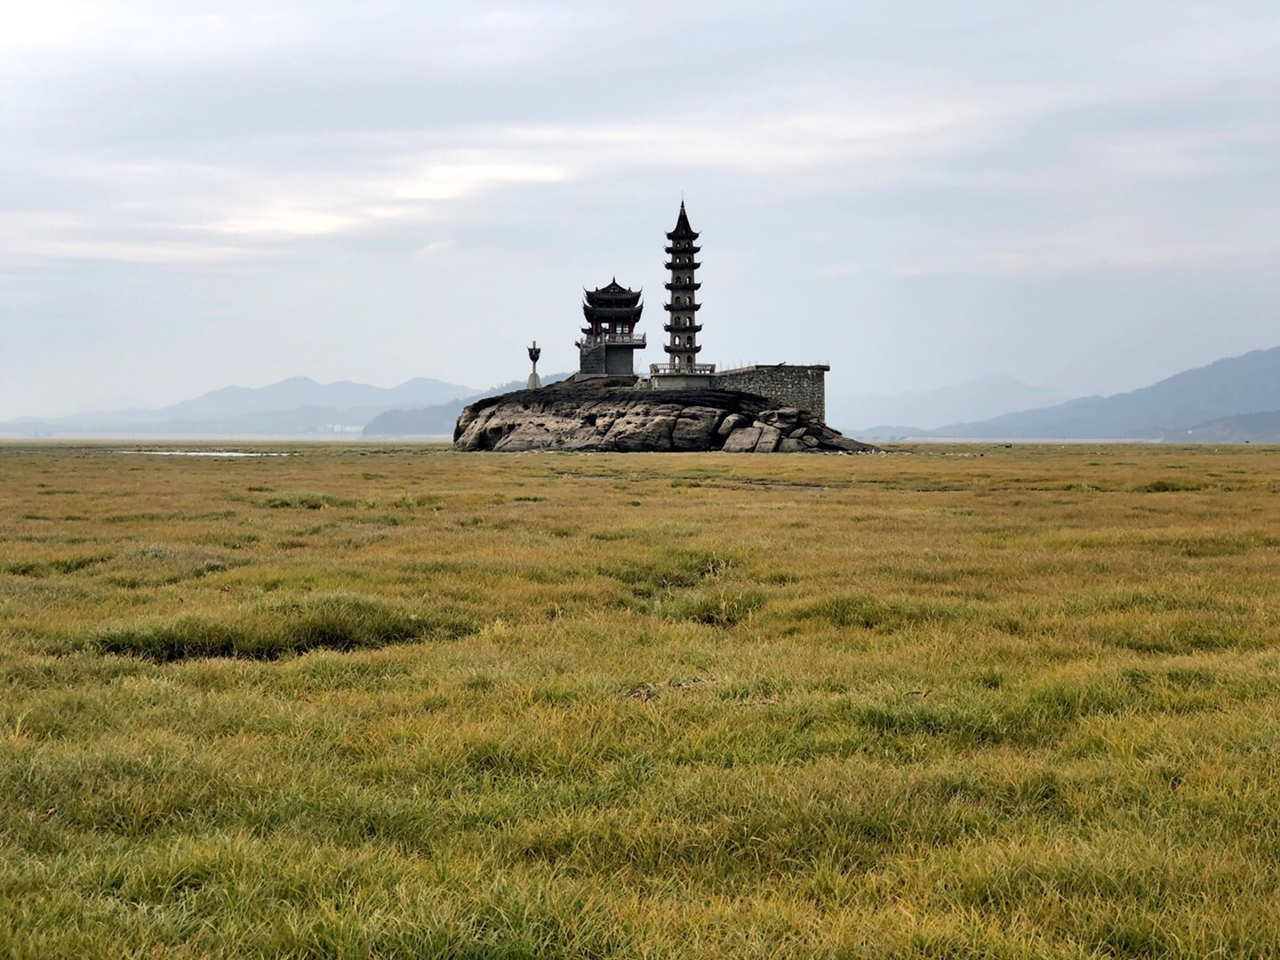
453, 381, 878, 453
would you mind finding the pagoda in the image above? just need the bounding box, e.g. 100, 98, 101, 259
576, 279, 646, 377
658, 201, 711, 375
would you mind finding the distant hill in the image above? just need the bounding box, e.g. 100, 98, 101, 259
0, 376, 478, 437
828, 373, 1068, 433
1171, 411, 1280, 443
931, 347, 1280, 440
363, 375, 572, 437
128, 376, 474, 424
856, 425, 929, 442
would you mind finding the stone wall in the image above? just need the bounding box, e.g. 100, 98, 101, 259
578, 343, 606, 376
578, 344, 639, 377
605, 348, 635, 376
710, 365, 829, 420
649, 373, 717, 392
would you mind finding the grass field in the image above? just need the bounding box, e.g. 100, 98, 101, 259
2, 441, 1279, 958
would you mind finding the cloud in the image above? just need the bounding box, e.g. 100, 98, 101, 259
0, 212, 260, 264
390, 160, 571, 201
1, 0, 1278, 418
413, 239, 454, 258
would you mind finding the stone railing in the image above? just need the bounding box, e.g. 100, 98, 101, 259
580, 333, 647, 347
650, 363, 716, 376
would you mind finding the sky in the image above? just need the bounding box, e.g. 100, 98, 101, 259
1, 0, 1277, 419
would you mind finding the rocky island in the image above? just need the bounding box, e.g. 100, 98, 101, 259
453, 380, 876, 453
455, 200, 876, 454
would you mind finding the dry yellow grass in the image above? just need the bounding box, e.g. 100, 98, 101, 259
2, 441, 1279, 957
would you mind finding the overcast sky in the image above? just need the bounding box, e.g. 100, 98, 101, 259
1, 0, 1277, 418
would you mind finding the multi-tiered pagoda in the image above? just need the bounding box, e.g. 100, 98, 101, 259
576, 279, 646, 377
658, 201, 711, 375
534, 198, 831, 425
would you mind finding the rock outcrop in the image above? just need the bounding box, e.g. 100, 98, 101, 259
453, 380, 877, 453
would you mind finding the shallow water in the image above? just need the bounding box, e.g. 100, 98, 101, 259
115, 450, 293, 458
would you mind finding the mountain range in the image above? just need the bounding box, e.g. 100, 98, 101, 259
0, 376, 477, 437
4, 345, 1279, 442
363, 375, 573, 437
927, 346, 1280, 440
828, 373, 1070, 435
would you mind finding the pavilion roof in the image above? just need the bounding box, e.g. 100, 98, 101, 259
584, 278, 642, 306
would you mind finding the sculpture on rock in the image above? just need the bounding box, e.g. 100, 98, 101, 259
527, 341, 542, 390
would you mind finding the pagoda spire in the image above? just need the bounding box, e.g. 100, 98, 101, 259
662, 200, 706, 372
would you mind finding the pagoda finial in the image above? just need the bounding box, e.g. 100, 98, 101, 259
666, 198, 698, 241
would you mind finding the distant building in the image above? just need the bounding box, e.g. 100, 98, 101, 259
569, 201, 829, 421
576, 279, 647, 377
655, 202, 709, 376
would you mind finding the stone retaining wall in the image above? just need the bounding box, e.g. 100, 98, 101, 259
709, 365, 828, 420
578, 343, 606, 376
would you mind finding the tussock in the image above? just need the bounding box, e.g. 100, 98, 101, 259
94, 595, 476, 661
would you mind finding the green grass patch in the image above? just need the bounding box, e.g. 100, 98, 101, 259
793, 594, 958, 631
653, 589, 767, 628
1133, 479, 1207, 493
93, 595, 476, 661
263, 493, 359, 509
599, 547, 735, 597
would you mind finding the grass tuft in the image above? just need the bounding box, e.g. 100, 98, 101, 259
263, 492, 359, 509
795, 593, 954, 631
654, 589, 766, 627
599, 547, 735, 596
93, 595, 475, 661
